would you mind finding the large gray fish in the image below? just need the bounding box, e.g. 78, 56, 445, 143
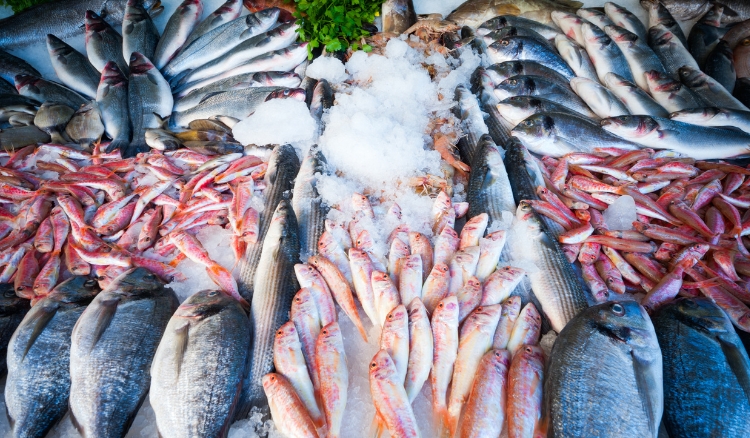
467, 134, 516, 223
0, 50, 40, 84
173, 71, 301, 112
0, 0, 158, 49
545, 301, 663, 437
653, 298, 750, 437
648, 24, 701, 79
640, 0, 687, 46
153, 0, 203, 69
309, 78, 333, 129
497, 95, 589, 126
382, 0, 415, 34
444, 0, 581, 28
97, 62, 132, 153
169, 87, 302, 129
554, 34, 600, 82
678, 65, 748, 111
486, 36, 575, 79
512, 112, 639, 157
477, 15, 561, 40
162, 8, 280, 79
670, 107, 750, 134
150, 290, 250, 437
0, 125, 51, 150
293, 147, 329, 261
648, 0, 712, 21
644, 69, 707, 112
46, 34, 101, 99
0, 284, 30, 376
602, 115, 750, 159
15, 75, 87, 109
238, 199, 300, 418
485, 60, 575, 85
569, 77, 629, 118
453, 84, 489, 165
604, 72, 669, 117
604, 24, 666, 91
493, 75, 596, 118
5, 277, 99, 438
122, 0, 160, 62
182, 0, 243, 49
84, 11, 129, 75
705, 40, 737, 93
581, 22, 634, 84
69, 268, 178, 438
482, 26, 556, 52
127, 52, 173, 157
687, 5, 727, 69
604, 2, 647, 42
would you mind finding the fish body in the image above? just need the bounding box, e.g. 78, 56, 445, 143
183, 0, 243, 49
173, 71, 301, 111
85, 10, 128, 74
46, 34, 101, 98
648, 24, 702, 79
15, 75, 87, 109
369, 350, 419, 438
581, 22, 633, 84
382, 0, 415, 34
97, 62, 132, 154
493, 74, 594, 118
0, 50, 40, 83
487, 36, 576, 79
127, 52, 173, 157
679, 65, 748, 111
446, 0, 581, 28
292, 147, 328, 262
670, 107, 750, 133
153, 0, 203, 69
604, 72, 668, 117
0, 284, 30, 376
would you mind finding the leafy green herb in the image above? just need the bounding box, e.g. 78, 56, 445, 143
1, 0, 53, 14
289, 0, 380, 58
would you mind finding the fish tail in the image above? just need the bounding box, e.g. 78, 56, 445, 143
104, 138, 130, 154
353, 313, 368, 342
122, 139, 151, 158
369, 415, 383, 438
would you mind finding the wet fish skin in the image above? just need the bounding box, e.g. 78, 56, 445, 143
382, 0, 416, 34
493, 75, 596, 118
293, 147, 329, 261
316, 322, 348, 438
97, 62, 132, 154
173, 72, 301, 112
705, 40, 737, 93
0, 284, 30, 376
545, 301, 663, 437
604, 24, 667, 91
644, 69, 707, 112
653, 298, 750, 437
122, 0, 160, 62
554, 34, 600, 83
263, 373, 320, 438
687, 5, 727, 69
150, 289, 250, 437
477, 15, 561, 40
482, 26, 556, 52
648, 24, 701, 79
641, 0, 687, 46
507, 344, 544, 438
5, 277, 98, 438
446, 0, 582, 28
486, 36, 575, 80
15, 74, 87, 110
604, 1, 647, 41
458, 349, 510, 438
85, 10, 128, 74
369, 349, 419, 438
153, 0, 203, 69
69, 268, 178, 438
581, 22, 634, 84
678, 65, 748, 111
604, 72, 669, 117
486, 60, 575, 85
467, 134, 516, 226
0, 50, 40, 84
669, 107, 750, 133
182, 0, 243, 49
569, 77, 629, 118
650, 0, 711, 21
453, 84, 488, 166
0, 125, 51, 151
126, 52, 173, 157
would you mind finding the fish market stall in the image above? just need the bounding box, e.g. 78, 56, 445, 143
0, 0, 749, 436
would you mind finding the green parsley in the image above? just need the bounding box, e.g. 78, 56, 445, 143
1, 0, 52, 14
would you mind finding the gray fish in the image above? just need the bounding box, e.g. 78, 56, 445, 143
493, 75, 597, 119
670, 106, 750, 133
653, 298, 750, 437
239, 199, 300, 418
477, 15, 561, 40
604, 72, 669, 117
581, 22, 634, 84
545, 301, 663, 437
15, 75, 87, 110
46, 34, 101, 99
170, 87, 302, 129
153, 0, 203, 69
0, 50, 40, 84
122, 0, 160, 62
84, 10, 128, 75
551, 10, 590, 46
127, 52, 173, 157
182, 0, 243, 49
444, 0, 581, 28
5, 277, 99, 438
292, 147, 328, 265
453, 84, 489, 165
641, 0, 687, 46
649, 0, 711, 21
69, 267, 178, 438
309, 78, 333, 129
382, 0, 415, 34
497, 95, 589, 126
97, 62, 131, 154
0, 284, 30, 376
0, 93, 40, 124
487, 36, 575, 79
554, 34, 600, 82
512, 112, 639, 157
605, 24, 667, 91
569, 77, 629, 118
604, 2, 647, 41
714, 0, 750, 24
145, 128, 182, 150
705, 40, 737, 93
577, 8, 614, 30
182, 140, 243, 155
678, 65, 748, 111
467, 134, 516, 223
0, 126, 51, 151
65, 101, 105, 149
647, 24, 701, 79
34, 101, 75, 144
644, 69, 707, 112
602, 115, 750, 159
504, 138, 539, 206
150, 289, 250, 437
162, 8, 280, 79
482, 27, 555, 52
687, 5, 727, 69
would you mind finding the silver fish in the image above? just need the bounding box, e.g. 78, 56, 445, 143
46, 34, 101, 99
152, 0, 203, 69
485, 59, 575, 85
309, 78, 333, 129
497, 95, 590, 126
477, 15, 561, 40
641, 0, 687, 46
182, 0, 243, 49
647, 24, 701, 79
15, 74, 87, 109
122, 0, 160, 62
0, 125, 51, 151
467, 134, 516, 224
605, 24, 667, 91
293, 147, 329, 261
581, 22, 634, 83
570, 77, 630, 118
454, 84, 489, 165
687, 4, 726, 69
554, 34, 600, 82
604, 72, 669, 117
127, 52, 173, 157
97, 62, 132, 153
644, 69, 707, 112
84, 10, 128, 74
0, 50, 40, 83
493, 75, 596, 118
678, 65, 748, 111
577, 8, 614, 30
669, 107, 750, 134
445, 0, 581, 28
604, 2, 647, 42
487, 36, 575, 79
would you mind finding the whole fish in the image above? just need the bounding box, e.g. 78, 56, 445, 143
453, 85, 489, 165
153, 0, 203, 69
5, 277, 99, 438
15, 75, 87, 109
263, 373, 320, 438
650, 0, 712, 21
369, 349, 419, 438
604, 72, 669, 117
34, 101, 75, 144
0, 125, 50, 150
316, 322, 348, 438
405, 297, 432, 403
641, 0, 687, 46
648, 24, 702, 78
0, 284, 30, 376
687, 4, 727, 69
679, 65, 748, 110
670, 107, 750, 133
97, 62, 131, 154
84, 10, 128, 74
69, 268, 178, 437
293, 147, 329, 261
309, 78, 333, 129
382, 0, 415, 34
458, 349, 511, 438
581, 22, 634, 84
46, 34, 101, 98
605, 24, 667, 91
65, 101, 105, 148
483, 26, 556, 51
477, 15, 561, 40
173, 71, 301, 111
182, 0, 243, 49
507, 344, 544, 438
653, 298, 750, 436
127, 52, 173, 157
545, 301, 663, 437
715, 0, 750, 24
431, 296, 459, 429
485, 60, 575, 85
554, 34, 600, 82
0, 50, 40, 83
604, 2, 647, 41
150, 289, 250, 437
705, 40, 737, 93
493, 75, 595, 118
122, 0, 160, 62
238, 200, 299, 418
445, 0, 582, 28
487, 36, 576, 79
570, 77, 630, 118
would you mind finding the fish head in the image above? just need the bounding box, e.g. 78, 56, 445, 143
266, 87, 306, 102
433, 295, 459, 324
520, 302, 542, 324
84, 10, 109, 42
0, 284, 29, 316
677, 66, 706, 88
487, 349, 512, 371
669, 107, 722, 124
369, 349, 399, 381
175, 289, 235, 319
603, 24, 638, 44
497, 76, 532, 100
665, 297, 732, 334
590, 301, 659, 350
600, 115, 659, 139
488, 38, 523, 62
647, 24, 674, 47
463, 303, 502, 332
249, 7, 281, 26
700, 4, 724, 26
501, 295, 522, 317
274, 321, 300, 347
516, 200, 536, 221
262, 373, 286, 395
292, 287, 316, 313
515, 344, 544, 368
108, 267, 165, 295
511, 114, 555, 147
319, 321, 342, 344
129, 52, 155, 75
371, 270, 393, 287
407, 297, 427, 319
100, 62, 127, 88
581, 22, 607, 46
385, 304, 408, 327
13, 74, 41, 93
551, 11, 581, 33
50, 276, 100, 304
45, 34, 73, 59
348, 248, 370, 265
293, 263, 319, 286
497, 96, 540, 125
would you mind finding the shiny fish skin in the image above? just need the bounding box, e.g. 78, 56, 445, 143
293, 147, 329, 261
0, 284, 31, 376
316, 322, 348, 438
554, 34, 600, 83
604, 24, 667, 92
173, 71, 301, 111
705, 40, 738, 93
405, 298, 432, 403
507, 344, 544, 438
0, 50, 40, 83
477, 15, 561, 40
604, 72, 669, 117
15, 75, 86, 110
264, 373, 320, 438
493, 75, 595, 118
487, 36, 575, 79
647, 24, 701, 79
497, 95, 590, 126
182, 0, 243, 50
678, 66, 748, 111
369, 349, 419, 438
467, 134, 517, 224
153, 0, 202, 69
669, 107, 750, 133
126, 52, 173, 157
459, 349, 510, 438
569, 77, 629, 118
85, 10, 128, 74
122, 0, 159, 62
380, 304, 409, 385
46, 34, 101, 99
581, 22, 634, 84
431, 295, 459, 427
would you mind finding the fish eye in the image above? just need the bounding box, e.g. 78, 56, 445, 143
322, 329, 328, 335
611, 303, 625, 316
508, 79, 517, 85
525, 346, 532, 353
277, 329, 283, 335
501, 40, 509, 46
145, 273, 156, 280
208, 291, 218, 297
438, 302, 444, 308
84, 280, 97, 288
388, 313, 393, 320
370, 362, 377, 369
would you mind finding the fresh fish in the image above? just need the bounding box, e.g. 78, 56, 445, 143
293, 147, 329, 261
650, 0, 712, 21
5, 277, 98, 438
493, 75, 596, 118
507, 344, 544, 438
445, 0, 582, 28
69, 268, 178, 437
550, 10, 589, 46
570, 77, 630, 118
182, 0, 242, 49
601, 115, 750, 159
0, 50, 40, 83
604, 72, 669, 117
431, 295, 459, 429
150, 289, 250, 437
382, 0, 415, 34
65, 101, 104, 148
162, 8, 280, 79
716, 0, 750, 24
33, 101, 75, 144
653, 298, 750, 437
581, 22, 634, 84
316, 322, 347, 438
577, 7, 614, 30
0, 125, 51, 150
405, 297, 432, 403
153, 0, 203, 69
477, 15, 561, 40
380, 304, 409, 385
85, 10, 128, 74
369, 349, 419, 438
467, 134, 516, 226
705, 40, 737, 93
605, 24, 667, 91
309, 79, 333, 129
497, 95, 586, 127
687, 5, 727, 69
648, 24, 702, 79
45, 34, 101, 98
15, 75, 87, 109
486, 60, 575, 85
238, 200, 299, 418
453, 85, 489, 165
97, 62, 132, 153
545, 301, 663, 437
679, 65, 748, 110
641, 0, 687, 46
487, 36, 576, 79
458, 349, 510, 438
126, 52, 173, 157
482, 26, 556, 51
554, 34, 600, 82
263, 373, 320, 438
670, 107, 750, 133
604, 2, 647, 41
122, 0, 160, 62
644, 70, 707, 112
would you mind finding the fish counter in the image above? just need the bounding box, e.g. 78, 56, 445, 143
0, 0, 749, 436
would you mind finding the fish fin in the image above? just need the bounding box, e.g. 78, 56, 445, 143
20, 304, 58, 360
122, 139, 151, 158
631, 350, 662, 438
369, 414, 384, 438
173, 320, 190, 378
198, 91, 226, 105
104, 138, 130, 154
718, 334, 750, 405
90, 297, 119, 351
153, 113, 169, 129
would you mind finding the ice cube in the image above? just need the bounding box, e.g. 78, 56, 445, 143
603, 195, 636, 231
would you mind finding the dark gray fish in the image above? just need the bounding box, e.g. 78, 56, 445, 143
688, 4, 728, 69
46, 34, 101, 98
0, 284, 30, 376
477, 15, 561, 40
482, 26, 555, 51
153, 0, 203, 69
84, 10, 128, 74
453, 84, 489, 165
5, 277, 99, 438
467, 134, 516, 224
604, 24, 667, 91
545, 301, 663, 437
182, 140, 244, 155
670, 106, 750, 133
97, 62, 131, 154
493, 75, 596, 119
497, 95, 591, 126
504, 138, 538, 205
716, 0, 750, 24
736, 77, 750, 108
0, 78, 16, 95
0, 50, 40, 84
486, 36, 575, 79
653, 298, 750, 438
127, 53, 173, 157
648, 24, 702, 79
705, 40, 738, 93
484, 60, 576, 85
69, 268, 178, 438
122, 0, 160, 62
15, 75, 87, 110
650, 0, 712, 21
382, 0, 415, 34
34, 101, 75, 144
293, 147, 328, 261
65, 101, 105, 149
641, 0, 687, 46
678, 65, 748, 110
150, 290, 250, 437
309, 79, 333, 132
182, 0, 243, 49
0, 126, 51, 151
238, 199, 300, 419
483, 100, 515, 145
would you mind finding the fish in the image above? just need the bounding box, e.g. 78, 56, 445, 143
65, 101, 104, 149
126, 52, 173, 157
382, 0, 416, 34
678, 65, 748, 111
238, 200, 299, 418
33, 101, 75, 144
507, 344, 544, 438
716, 0, 750, 24
687, 4, 727, 69
316, 322, 348, 438
369, 349, 419, 438
0, 284, 30, 376
0, 50, 40, 83
431, 295, 459, 429
122, 0, 160, 62
641, 0, 687, 46
604, 72, 669, 117
650, 0, 712, 21
493, 75, 596, 118
458, 349, 511, 438
705, 40, 737, 93
545, 301, 663, 437
150, 289, 251, 437
577, 7, 614, 31
405, 298, 432, 403
570, 77, 630, 118
445, 0, 582, 28
477, 15, 561, 40
648, 24, 702, 79
293, 147, 329, 261
550, 11, 589, 47
5, 277, 99, 438
309, 79, 333, 129
554, 34, 600, 83
605, 24, 667, 91
669, 107, 750, 133
15, 74, 87, 110
484, 59, 576, 85
483, 26, 557, 51
487, 36, 576, 80
467, 134, 516, 225
0, 125, 51, 150
97, 62, 132, 154
153, 0, 203, 69
454, 85, 489, 166
644, 70, 707, 112
69, 268, 178, 437
46, 34, 101, 99
652, 298, 750, 437
85, 10, 129, 74
380, 304, 409, 386
581, 22, 634, 84
263, 373, 320, 438
601, 115, 750, 159
604, 2, 647, 42
182, 0, 243, 49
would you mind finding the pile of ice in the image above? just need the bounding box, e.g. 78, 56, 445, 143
233, 98, 317, 147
